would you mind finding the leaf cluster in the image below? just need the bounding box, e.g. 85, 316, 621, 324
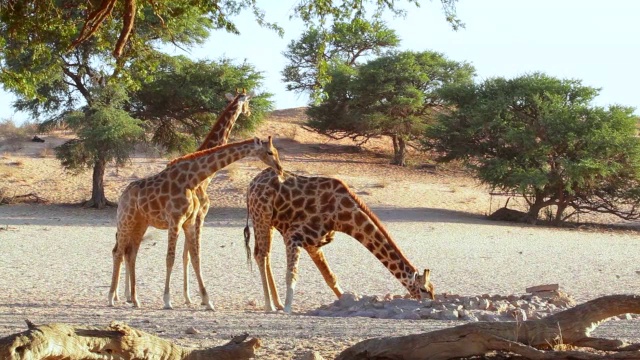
426, 73, 640, 220
307, 50, 475, 143
129, 56, 274, 154
56, 85, 144, 173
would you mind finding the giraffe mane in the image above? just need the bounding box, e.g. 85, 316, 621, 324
338, 179, 418, 272
196, 93, 245, 151
167, 138, 255, 166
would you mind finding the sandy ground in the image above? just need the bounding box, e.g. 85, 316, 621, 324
1, 109, 639, 358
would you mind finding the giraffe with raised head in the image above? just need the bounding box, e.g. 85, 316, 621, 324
117, 89, 253, 307
109, 137, 283, 310
244, 168, 435, 313
182, 89, 253, 305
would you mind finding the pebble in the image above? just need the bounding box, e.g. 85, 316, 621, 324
307, 290, 594, 322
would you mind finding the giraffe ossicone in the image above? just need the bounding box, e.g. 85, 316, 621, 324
109, 137, 283, 310
244, 168, 434, 313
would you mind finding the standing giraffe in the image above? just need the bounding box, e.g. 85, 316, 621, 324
117, 89, 253, 307
110, 137, 283, 310
244, 168, 435, 313
183, 89, 253, 305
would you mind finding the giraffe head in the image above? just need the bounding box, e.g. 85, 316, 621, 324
225, 88, 254, 117
407, 269, 435, 300
252, 136, 284, 177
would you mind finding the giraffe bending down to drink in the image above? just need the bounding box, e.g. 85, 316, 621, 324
117, 90, 253, 307
110, 137, 283, 310
244, 168, 435, 313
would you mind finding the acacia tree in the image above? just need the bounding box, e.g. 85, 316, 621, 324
308, 50, 475, 166
0, 2, 226, 208
282, 19, 400, 100
129, 56, 274, 154
425, 73, 640, 223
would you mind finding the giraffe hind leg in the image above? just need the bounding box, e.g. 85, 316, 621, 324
253, 224, 280, 312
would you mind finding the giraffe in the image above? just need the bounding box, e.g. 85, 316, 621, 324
182, 89, 253, 305
117, 89, 253, 307
244, 168, 435, 313
109, 137, 283, 310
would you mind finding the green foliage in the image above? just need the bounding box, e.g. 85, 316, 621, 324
129, 56, 274, 154
282, 19, 400, 99
307, 50, 475, 165
56, 85, 144, 174
426, 73, 640, 222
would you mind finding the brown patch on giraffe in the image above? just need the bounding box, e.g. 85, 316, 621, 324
354, 212, 367, 227
340, 197, 354, 208
364, 223, 375, 234
341, 224, 354, 234
337, 211, 351, 222
292, 197, 304, 208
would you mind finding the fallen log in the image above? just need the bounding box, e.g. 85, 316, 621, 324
0, 321, 260, 360
336, 294, 640, 360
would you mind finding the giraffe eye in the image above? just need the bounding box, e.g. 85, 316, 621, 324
267, 151, 274, 155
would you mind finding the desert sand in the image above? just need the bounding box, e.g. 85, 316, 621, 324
0, 108, 639, 359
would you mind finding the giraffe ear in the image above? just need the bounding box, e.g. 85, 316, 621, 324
225, 93, 235, 101
242, 87, 247, 94
254, 137, 262, 145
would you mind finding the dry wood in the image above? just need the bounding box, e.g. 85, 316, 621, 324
0, 192, 47, 205
0, 321, 260, 360
336, 294, 640, 360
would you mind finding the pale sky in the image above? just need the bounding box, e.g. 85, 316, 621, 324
1, 0, 639, 124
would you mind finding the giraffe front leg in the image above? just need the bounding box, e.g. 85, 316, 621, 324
265, 253, 284, 310
306, 246, 343, 298
163, 226, 180, 310
183, 243, 192, 305
284, 243, 302, 314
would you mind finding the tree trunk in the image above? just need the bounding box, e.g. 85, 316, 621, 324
337, 294, 640, 360
554, 202, 568, 225
391, 136, 407, 166
84, 157, 116, 209
0, 321, 261, 360
525, 194, 548, 224
391, 135, 399, 156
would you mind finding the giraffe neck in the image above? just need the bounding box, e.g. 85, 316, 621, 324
197, 98, 243, 151
336, 203, 419, 292
169, 139, 256, 187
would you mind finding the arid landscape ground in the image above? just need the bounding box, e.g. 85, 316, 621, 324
1, 108, 639, 359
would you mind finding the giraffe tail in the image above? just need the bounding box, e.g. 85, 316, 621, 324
243, 207, 253, 271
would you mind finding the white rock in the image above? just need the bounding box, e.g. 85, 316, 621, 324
337, 292, 360, 308
297, 351, 325, 360
185, 327, 199, 335
418, 308, 438, 319
441, 309, 459, 320
479, 298, 491, 310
